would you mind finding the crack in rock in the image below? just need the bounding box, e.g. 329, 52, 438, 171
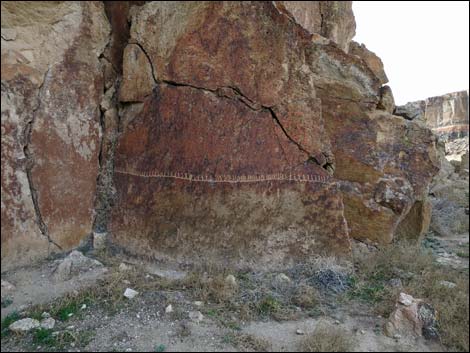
23, 67, 63, 252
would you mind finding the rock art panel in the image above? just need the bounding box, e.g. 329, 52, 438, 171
111, 84, 351, 268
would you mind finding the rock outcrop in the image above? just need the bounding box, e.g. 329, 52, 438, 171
2, 1, 441, 269
1, 2, 110, 269
275, 1, 356, 52
395, 90, 469, 160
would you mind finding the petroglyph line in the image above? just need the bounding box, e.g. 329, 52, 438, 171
115, 169, 333, 184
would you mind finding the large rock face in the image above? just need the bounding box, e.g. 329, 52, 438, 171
2, 1, 441, 269
1, 2, 110, 269
109, 0, 439, 268
111, 2, 351, 268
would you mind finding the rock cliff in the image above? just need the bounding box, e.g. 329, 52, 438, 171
1, 1, 440, 270
395, 90, 469, 160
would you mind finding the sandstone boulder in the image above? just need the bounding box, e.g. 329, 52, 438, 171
111, 1, 352, 268
1, 2, 110, 269
9, 318, 40, 333
384, 293, 438, 340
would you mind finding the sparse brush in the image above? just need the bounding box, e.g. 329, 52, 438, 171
406, 268, 469, 352
353, 240, 469, 351
299, 324, 354, 352
292, 284, 318, 309
224, 332, 271, 352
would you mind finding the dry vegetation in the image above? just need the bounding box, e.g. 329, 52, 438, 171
351, 241, 469, 352
2, 241, 468, 352
298, 323, 354, 352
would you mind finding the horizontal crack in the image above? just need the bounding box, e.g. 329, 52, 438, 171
129, 40, 331, 170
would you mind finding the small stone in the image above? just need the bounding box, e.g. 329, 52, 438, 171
122, 280, 131, 285
124, 288, 139, 299
54, 258, 73, 281
66, 326, 75, 330
274, 273, 291, 285
225, 275, 237, 287
296, 329, 305, 335
189, 311, 204, 323
40, 318, 56, 330
80, 304, 87, 310
41, 312, 51, 319
398, 292, 414, 306
388, 278, 403, 288
360, 330, 366, 335
68, 313, 74, 317
334, 320, 341, 325
119, 263, 132, 272
393, 334, 402, 339
193, 301, 203, 307
9, 318, 40, 333
439, 280, 457, 289
1, 280, 16, 292
93, 231, 107, 250
165, 304, 173, 313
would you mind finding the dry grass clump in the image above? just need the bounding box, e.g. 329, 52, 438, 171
406, 268, 469, 352
292, 284, 319, 309
355, 241, 434, 280
354, 240, 469, 352
224, 332, 271, 352
299, 324, 354, 352
179, 271, 238, 304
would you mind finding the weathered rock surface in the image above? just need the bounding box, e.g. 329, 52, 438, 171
111, 1, 353, 268
2, 1, 442, 269
348, 41, 388, 85
395, 90, 469, 160
384, 293, 438, 340
53, 250, 104, 281
9, 318, 40, 333
108, 0, 441, 265
1, 2, 110, 269
429, 144, 469, 237
275, 1, 356, 52
320, 105, 439, 244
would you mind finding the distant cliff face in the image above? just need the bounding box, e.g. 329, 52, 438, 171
395, 91, 469, 157
1, 1, 441, 270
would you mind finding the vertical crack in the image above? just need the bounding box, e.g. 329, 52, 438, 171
23, 67, 63, 252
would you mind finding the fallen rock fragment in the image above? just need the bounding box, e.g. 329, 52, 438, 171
1, 279, 16, 292
165, 304, 173, 313
40, 318, 56, 330
53, 250, 104, 281
439, 280, 457, 289
225, 275, 237, 288
384, 292, 439, 340
123, 288, 139, 299
9, 318, 40, 333
274, 273, 292, 286
119, 263, 133, 272
189, 311, 204, 323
